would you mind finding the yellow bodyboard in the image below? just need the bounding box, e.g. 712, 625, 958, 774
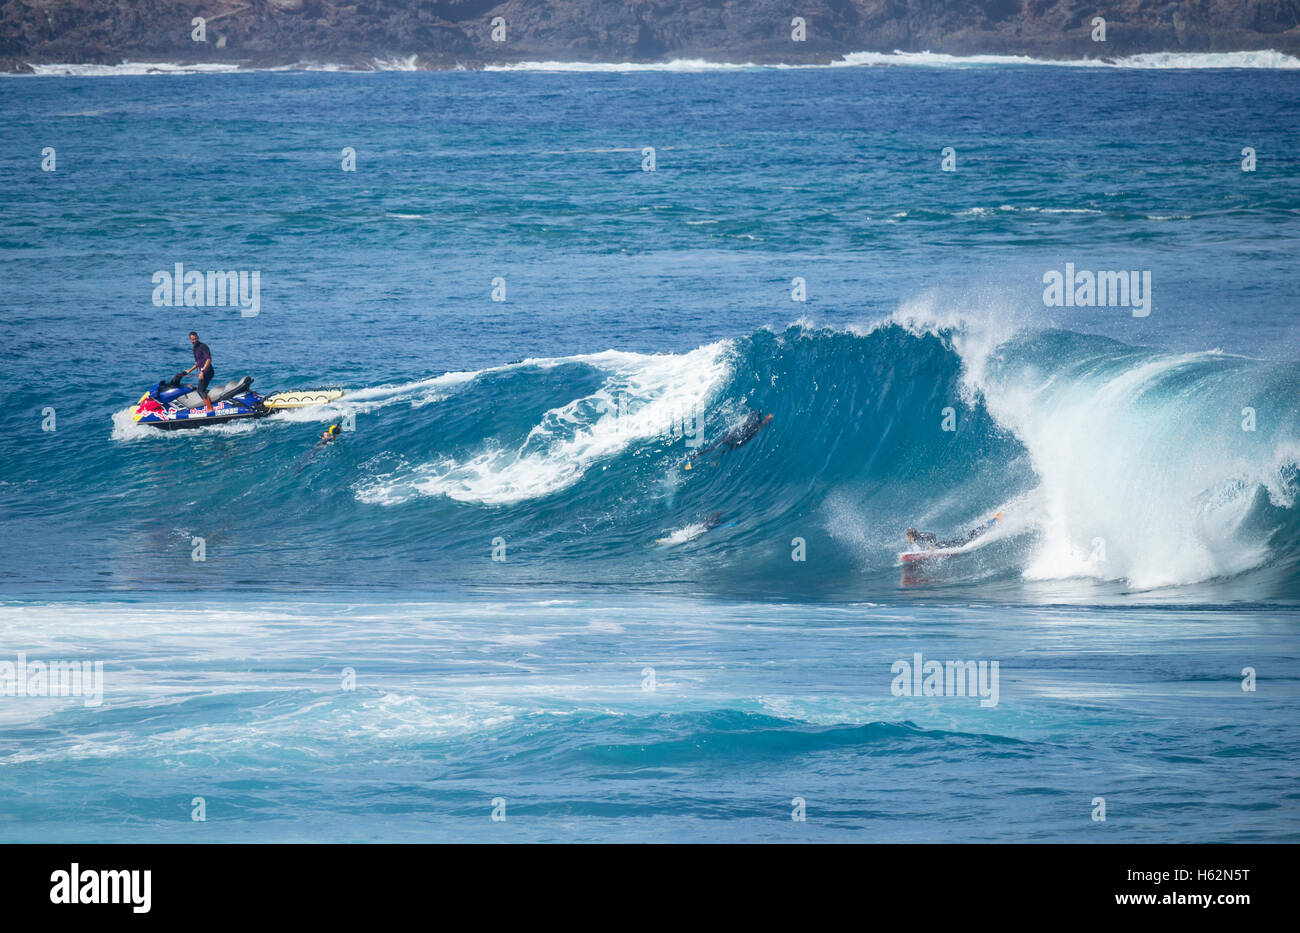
262, 388, 345, 409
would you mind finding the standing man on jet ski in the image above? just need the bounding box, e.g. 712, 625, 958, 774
182, 331, 215, 413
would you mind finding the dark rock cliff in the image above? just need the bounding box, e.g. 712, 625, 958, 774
2, 0, 1297, 71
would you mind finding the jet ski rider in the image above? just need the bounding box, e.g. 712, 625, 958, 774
182, 331, 215, 412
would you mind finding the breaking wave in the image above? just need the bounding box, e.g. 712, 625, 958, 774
86, 312, 1300, 598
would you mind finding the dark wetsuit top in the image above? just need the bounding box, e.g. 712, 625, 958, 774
913, 524, 990, 551
192, 341, 213, 393
697, 412, 766, 457
725, 412, 762, 449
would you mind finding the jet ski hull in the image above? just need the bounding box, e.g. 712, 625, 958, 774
133, 390, 269, 429
133, 375, 268, 429
136, 401, 269, 428
131, 376, 342, 429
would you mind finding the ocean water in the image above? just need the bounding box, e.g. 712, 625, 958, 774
1, 60, 1298, 842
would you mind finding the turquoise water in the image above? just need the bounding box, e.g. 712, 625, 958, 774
1, 595, 1295, 843
1, 64, 1298, 841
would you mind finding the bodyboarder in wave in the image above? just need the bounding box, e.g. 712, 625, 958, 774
686, 409, 773, 469
906, 512, 1002, 552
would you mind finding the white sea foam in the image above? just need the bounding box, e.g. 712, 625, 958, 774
264, 370, 480, 421
19, 49, 1297, 78
368, 55, 420, 72
19, 56, 422, 78
25, 61, 245, 77
836, 49, 1300, 69
109, 404, 261, 440
486, 58, 760, 73
490, 49, 1300, 73
654, 521, 713, 546
1111, 50, 1300, 69
355, 342, 732, 506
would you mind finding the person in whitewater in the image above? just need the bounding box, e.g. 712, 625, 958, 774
906, 512, 1002, 551
318, 424, 340, 446
687, 409, 773, 468
180, 331, 215, 412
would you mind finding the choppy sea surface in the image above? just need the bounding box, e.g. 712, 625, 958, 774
1, 59, 1298, 841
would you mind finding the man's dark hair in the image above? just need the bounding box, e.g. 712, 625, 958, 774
189, 331, 198, 338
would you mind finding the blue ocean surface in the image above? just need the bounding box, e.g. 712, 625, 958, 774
0, 62, 1298, 842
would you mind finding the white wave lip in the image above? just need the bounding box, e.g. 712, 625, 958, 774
977, 350, 1294, 589
356, 342, 733, 506
882, 295, 1299, 590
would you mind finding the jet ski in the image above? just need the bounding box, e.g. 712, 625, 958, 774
132, 374, 343, 430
